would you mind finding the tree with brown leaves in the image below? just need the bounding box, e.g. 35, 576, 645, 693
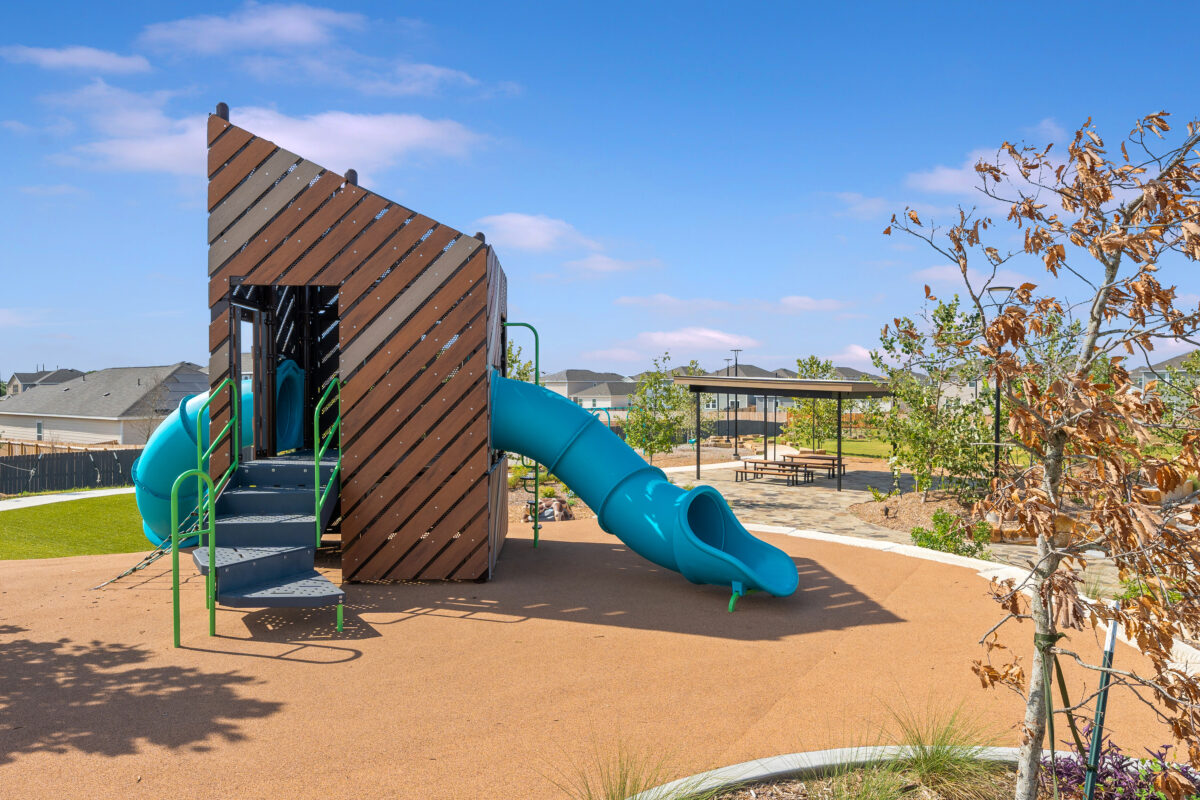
887, 112, 1200, 800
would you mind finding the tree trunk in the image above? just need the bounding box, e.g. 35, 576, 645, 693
1014, 528, 1062, 800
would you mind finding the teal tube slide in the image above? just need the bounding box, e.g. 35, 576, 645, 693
490, 372, 799, 598
133, 360, 305, 546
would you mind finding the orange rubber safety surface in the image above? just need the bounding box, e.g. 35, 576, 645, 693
0, 521, 1170, 800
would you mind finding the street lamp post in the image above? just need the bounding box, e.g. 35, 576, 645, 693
731, 349, 742, 457
986, 286, 1015, 480
723, 357, 732, 441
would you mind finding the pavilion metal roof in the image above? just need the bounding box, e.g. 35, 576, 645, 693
673, 374, 891, 399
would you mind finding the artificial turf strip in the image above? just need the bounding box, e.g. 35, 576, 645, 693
0, 493, 149, 560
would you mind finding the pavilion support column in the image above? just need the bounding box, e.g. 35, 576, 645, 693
836, 393, 843, 492
695, 389, 701, 481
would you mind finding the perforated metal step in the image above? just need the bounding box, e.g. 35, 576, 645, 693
217, 570, 344, 608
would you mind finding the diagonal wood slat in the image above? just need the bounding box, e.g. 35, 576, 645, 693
207, 114, 506, 583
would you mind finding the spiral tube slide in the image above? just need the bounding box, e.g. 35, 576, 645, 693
490, 372, 799, 598
133, 360, 305, 546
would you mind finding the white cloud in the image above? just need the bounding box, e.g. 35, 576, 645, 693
0, 45, 150, 73
912, 264, 1035, 290
1026, 117, 1066, 142
232, 107, 479, 179
140, 3, 364, 54
19, 184, 82, 196
635, 327, 760, 351
906, 149, 993, 196
615, 294, 731, 312
834, 191, 889, 220
475, 213, 598, 252
565, 254, 658, 275
45, 82, 480, 178
778, 295, 847, 312
580, 347, 642, 362
616, 294, 846, 314
0, 308, 44, 327
830, 344, 874, 367
242, 54, 482, 97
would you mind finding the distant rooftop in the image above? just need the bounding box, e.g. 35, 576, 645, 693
573, 381, 637, 398
0, 363, 206, 418
542, 368, 629, 383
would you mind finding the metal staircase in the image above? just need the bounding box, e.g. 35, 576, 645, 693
170, 377, 344, 647
194, 452, 343, 611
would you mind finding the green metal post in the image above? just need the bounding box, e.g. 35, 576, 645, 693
503, 322, 541, 547
171, 469, 216, 648
314, 379, 343, 547
336, 602, 344, 632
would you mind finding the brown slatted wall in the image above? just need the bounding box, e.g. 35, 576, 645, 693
206, 114, 506, 581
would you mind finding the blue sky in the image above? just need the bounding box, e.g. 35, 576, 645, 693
2, 1, 1198, 377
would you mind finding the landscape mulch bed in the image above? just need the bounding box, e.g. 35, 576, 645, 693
848, 490, 976, 535
714, 766, 1017, 800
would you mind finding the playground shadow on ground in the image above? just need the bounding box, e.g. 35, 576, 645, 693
309, 537, 905, 643
0, 625, 281, 766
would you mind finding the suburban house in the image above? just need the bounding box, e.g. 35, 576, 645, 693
573, 381, 636, 417
0, 362, 207, 446
6, 368, 84, 396
1129, 349, 1198, 390
542, 369, 631, 404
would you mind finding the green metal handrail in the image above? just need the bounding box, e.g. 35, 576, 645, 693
171, 468, 216, 648
195, 376, 242, 525
503, 321, 542, 546
314, 378, 342, 547
169, 377, 239, 647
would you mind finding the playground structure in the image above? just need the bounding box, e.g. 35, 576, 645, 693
133, 104, 799, 641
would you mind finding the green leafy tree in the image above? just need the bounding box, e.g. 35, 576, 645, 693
505, 341, 536, 383
781, 356, 839, 450
624, 353, 696, 464
872, 296, 992, 499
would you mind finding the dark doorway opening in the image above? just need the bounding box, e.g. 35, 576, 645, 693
227, 283, 340, 460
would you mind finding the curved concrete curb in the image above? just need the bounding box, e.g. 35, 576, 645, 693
630, 745, 1021, 799
748, 524, 1200, 676
0, 486, 135, 512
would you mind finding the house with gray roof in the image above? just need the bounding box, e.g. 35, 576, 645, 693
6, 368, 84, 396
542, 368, 630, 403
0, 362, 207, 445
573, 380, 637, 416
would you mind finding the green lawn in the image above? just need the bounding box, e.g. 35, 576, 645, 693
0, 493, 150, 560
812, 438, 892, 459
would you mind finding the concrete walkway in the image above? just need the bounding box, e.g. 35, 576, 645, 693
0, 486, 135, 513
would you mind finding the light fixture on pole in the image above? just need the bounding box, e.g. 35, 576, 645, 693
986, 286, 1015, 480
731, 349, 742, 457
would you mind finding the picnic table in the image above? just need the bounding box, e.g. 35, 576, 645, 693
782, 452, 846, 479
734, 458, 814, 487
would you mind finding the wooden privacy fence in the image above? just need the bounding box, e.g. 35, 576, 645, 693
0, 440, 135, 457
0, 449, 142, 495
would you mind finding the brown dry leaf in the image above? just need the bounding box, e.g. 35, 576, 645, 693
1153, 768, 1195, 800
908, 209, 921, 225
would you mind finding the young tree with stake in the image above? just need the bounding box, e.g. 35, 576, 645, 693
887, 112, 1200, 800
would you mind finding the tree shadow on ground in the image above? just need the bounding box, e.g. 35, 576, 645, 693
0, 628, 282, 765
315, 538, 906, 642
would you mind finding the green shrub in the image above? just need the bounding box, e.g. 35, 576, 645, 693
510, 463, 528, 479
539, 484, 558, 499
869, 485, 899, 503
507, 474, 521, 490
1115, 578, 1183, 604
910, 509, 990, 559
